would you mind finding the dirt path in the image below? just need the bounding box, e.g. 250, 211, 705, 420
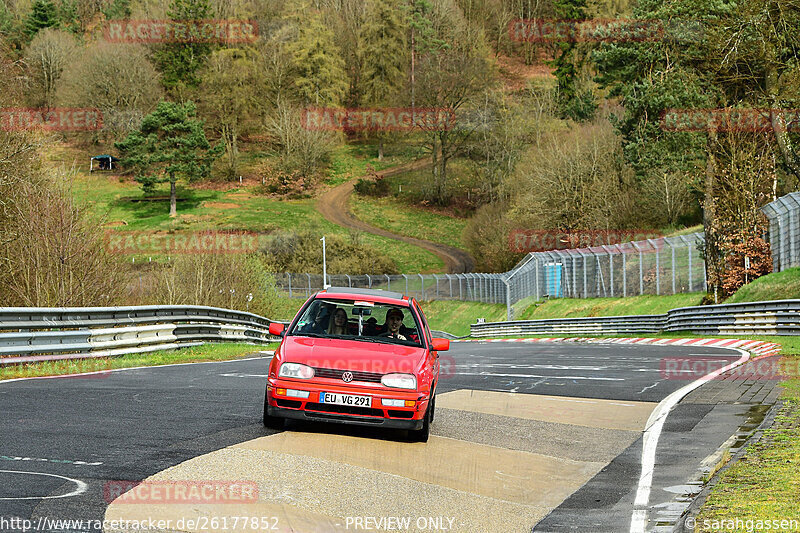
316, 159, 475, 273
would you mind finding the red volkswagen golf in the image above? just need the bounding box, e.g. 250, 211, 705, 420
264, 287, 449, 442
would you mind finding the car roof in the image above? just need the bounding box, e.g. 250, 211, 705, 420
318, 287, 408, 304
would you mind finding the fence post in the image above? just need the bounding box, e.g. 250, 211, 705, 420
306, 273, 312, 297
504, 277, 511, 321
671, 240, 676, 294
419, 273, 425, 300
622, 249, 627, 297
433, 274, 440, 298
287, 273, 292, 298
446, 274, 453, 297
346, 274, 352, 288
535, 258, 540, 301
386, 274, 391, 291
367, 274, 372, 288
458, 274, 463, 300
403, 274, 408, 296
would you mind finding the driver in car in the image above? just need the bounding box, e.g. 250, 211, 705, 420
380, 308, 409, 340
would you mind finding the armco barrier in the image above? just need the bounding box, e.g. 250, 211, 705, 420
0, 305, 286, 364
471, 300, 800, 337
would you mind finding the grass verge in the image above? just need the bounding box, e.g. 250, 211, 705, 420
515, 293, 705, 320
0, 342, 277, 381
726, 267, 800, 303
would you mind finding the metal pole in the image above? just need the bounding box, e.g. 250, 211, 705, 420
504, 278, 511, 321
386, 274, 391, 291
346, 274, 352, 288
307, 273, 311, 297
287, 273, 292, 298
535, 258, 540, 301
367, 274, 372, 288
320, 236, 328, 289
671, 241, 676, 294
419, 273, 424, 300
403, 274, 408, 296
622, 250, 627, 297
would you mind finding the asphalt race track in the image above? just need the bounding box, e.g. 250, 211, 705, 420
0, 341, 775, 533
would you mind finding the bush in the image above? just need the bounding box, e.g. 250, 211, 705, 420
1, 162, 125, 306
130, 253, 283, 318
353, 176, 390, 197
260, 230, 398, 275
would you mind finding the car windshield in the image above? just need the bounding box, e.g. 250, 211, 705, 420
287, 298, 424, 347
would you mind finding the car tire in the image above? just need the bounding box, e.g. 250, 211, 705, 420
409, 398, 433, 443
263, 388, 284, 430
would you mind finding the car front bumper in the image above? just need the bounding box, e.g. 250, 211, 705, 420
267, 404, 425, 430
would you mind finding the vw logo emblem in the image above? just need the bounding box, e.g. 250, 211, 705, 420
341, 371, 354, 383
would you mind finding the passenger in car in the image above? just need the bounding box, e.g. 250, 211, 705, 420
364, 316, 384, 336
328, 308, 350, 335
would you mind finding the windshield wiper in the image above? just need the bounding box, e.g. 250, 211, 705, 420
287, 332, 327, 339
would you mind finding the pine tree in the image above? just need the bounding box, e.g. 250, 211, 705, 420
360, 0, 407, 159
288, 11, 348, 106
24, 0, 59, 38
57, 0, 79, 34
115, 101, 222, 217
103, 0, 131, 20
548, 0, 596, 121
0, 0, 13, 37
152, 0, 213, 93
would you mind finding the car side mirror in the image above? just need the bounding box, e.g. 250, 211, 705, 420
269, 323, 285, 337
431, 338, 449, 351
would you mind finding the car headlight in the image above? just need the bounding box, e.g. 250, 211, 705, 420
381, 373, 417, 389
278, 363, 315, 379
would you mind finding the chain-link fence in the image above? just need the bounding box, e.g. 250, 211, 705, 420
272, 233, 706, 318
503, 233, 706, 314
761, 192, 800, 272
273, 273, 507, 304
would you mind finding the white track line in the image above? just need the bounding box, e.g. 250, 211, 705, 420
0, 470, 87, 500
0, 356, 269, 385
629, 347, 750, 533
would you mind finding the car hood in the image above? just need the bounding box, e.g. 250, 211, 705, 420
280, 335, 426, 375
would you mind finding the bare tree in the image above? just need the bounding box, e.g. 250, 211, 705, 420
264, 102, 340, 180
23, 28, 78, 109
58, 41, 162, 138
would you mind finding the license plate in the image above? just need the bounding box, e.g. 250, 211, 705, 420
319, 392, 371, 407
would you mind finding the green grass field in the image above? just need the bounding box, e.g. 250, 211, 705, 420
351, 194, 469, 250
0, 342, 276, 381
726, 267, 800, 303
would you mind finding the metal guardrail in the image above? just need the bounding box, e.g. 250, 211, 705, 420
0, 305, 286, 364
470, 300, 800, 337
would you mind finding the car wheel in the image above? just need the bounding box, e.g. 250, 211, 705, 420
409, 399, 433, 443
263, 387, 284, 430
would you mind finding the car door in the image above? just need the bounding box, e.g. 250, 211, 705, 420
413, 300, 439, 383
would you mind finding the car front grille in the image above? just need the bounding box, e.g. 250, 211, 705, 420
312, 367, 383, 383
